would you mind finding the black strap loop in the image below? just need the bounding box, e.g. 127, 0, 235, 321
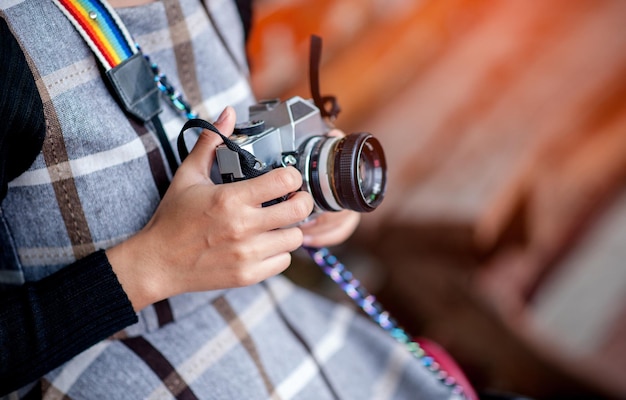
309, 35, 340, 120
177, 118, 267, 179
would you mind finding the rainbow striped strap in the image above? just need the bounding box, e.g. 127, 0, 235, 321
52, 0, 162, 123
52, 0, 137, 71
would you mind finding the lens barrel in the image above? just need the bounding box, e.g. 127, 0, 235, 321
302, 133, 387, 213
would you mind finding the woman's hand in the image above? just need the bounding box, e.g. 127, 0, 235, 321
107, 107, 314, 311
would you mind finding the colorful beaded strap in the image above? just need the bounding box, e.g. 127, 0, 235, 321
305, 247, 473, 399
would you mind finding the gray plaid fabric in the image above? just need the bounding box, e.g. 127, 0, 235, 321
0, 0, 458, 398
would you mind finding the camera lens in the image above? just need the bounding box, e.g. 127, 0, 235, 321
301, 133, 387, 213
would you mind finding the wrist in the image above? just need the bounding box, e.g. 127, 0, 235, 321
105, 231, 170, 312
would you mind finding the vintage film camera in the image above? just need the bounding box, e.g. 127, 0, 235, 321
215, 96, 387, 215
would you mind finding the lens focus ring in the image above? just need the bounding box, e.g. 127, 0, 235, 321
334, 133, 387, 212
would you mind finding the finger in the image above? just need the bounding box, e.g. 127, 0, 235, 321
230, 166, 304, 205
257, 226, 305, 258
235, 252, 293, 287
249, 191, 314, 232
259, 252, 293, 277
198, 251, 293, 290
183, 106, 236, 178
326, 129, 345, 138
219, 190, 313, 238
299, 212, 345, 235
230, 228, 303, 284
302, 212, 361, 247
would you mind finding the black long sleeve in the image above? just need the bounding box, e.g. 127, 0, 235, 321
0, 251, 138, 395
0, 17, 138, 395
0, 17, 45, 201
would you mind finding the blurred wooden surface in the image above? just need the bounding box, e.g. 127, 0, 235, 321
248, 0, 626, 397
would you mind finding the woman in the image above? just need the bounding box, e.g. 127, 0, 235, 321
0, 0, 470, 398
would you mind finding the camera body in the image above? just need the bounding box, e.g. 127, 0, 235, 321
216, 96, 323, 182
216, 96, 387, 214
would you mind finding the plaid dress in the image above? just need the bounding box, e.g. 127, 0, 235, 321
0, 0, 458, 398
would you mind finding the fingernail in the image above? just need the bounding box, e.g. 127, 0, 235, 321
300, 218, 317, 228
215, 107, 230, 124
302, 235, 313, 245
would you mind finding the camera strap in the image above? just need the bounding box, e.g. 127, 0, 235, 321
309, 35, 340, 121
177, 118, 266, 179
52, 0, 179, 174
304, 247, 472, 398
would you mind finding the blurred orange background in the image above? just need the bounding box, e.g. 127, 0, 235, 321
247, 0, 626, 398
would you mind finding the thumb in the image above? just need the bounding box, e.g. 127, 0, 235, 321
183, 106, 236, 178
